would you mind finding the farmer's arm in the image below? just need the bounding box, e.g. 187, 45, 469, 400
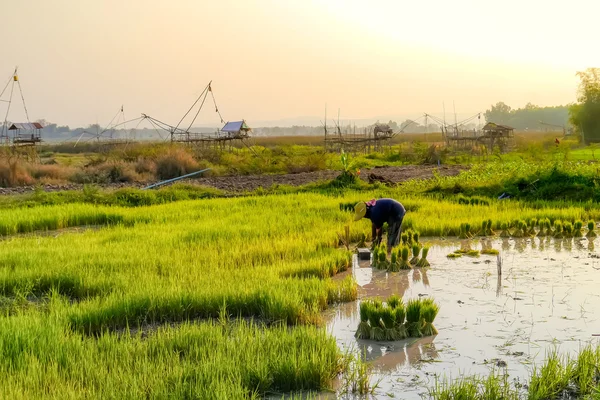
372, 222, 383, 244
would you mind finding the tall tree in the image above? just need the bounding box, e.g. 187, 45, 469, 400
569, 68, 600, 143
484, 102, 512, 124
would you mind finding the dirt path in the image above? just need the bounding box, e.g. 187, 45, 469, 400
191, 165, 465, 192
0, 165, 465, 195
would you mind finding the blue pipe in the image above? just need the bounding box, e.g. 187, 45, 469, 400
142, 168, 212, 190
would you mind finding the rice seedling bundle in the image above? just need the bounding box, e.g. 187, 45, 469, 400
399, 246, 412, 270
405, 299, 423, 338
354, 296, 438, 341
416, 246, 431, 268
512, 220, 526, 238
377, 246, 388, 269
480, 220, 488, 236
563, 221, 574, 238
413, 231, 420, 244
388, 248, 400, 272
586, 220, 597, 238
393, 305, 408, 339
573, 220, 583, 237
401, 232, 409, 245
420, 298, 439, 336
481, 248, 499, 255
387, 295, 401, 309
528, 218, 538, 236
553, 220, 563, 238
499, 222, 511, 238
447, 252, 462, 258
355, 302, 372, 339
458, 223, 473, 239
367, 305, 382, 330
466, 250, 480, 257
410, 243, 421, 265
407, 230, 414, 244
486, 219, 494, 236
537, 218, 549, 236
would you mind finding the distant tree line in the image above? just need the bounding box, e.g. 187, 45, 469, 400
484, 102, 570, 131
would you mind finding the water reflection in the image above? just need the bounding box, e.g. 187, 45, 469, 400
360, 335, 440, 371
589, 239, 595, 252
421, 268, 430, 287
514, 239, 526, 253
554, 238, 562, 252
502, 239, 511, 251
412, 268, 422, 283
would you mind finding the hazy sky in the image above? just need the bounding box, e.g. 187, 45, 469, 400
2, 0, 599, 128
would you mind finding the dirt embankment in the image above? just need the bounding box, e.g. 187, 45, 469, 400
0, 165, 466, 195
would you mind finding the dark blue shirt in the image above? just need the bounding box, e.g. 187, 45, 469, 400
366, 198, 406, 228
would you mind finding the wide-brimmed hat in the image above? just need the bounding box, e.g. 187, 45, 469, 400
353, 202, 367, 221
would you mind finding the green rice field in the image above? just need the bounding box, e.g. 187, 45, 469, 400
4, 185, 600, 398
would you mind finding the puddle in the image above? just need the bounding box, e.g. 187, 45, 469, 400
325, 237, 600, 398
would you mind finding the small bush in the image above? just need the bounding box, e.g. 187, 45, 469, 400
0, 158, 34, 187
134, 157, 157, 175
29, 164, 74, 181
155, 147, 199, 180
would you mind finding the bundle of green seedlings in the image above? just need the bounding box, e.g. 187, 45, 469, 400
410, 243, 421, 265
398, 246, 412, 270
553, 220, 564, 238
416, 246, 431, 267
499, 222, 511, 238
371, 244, 389, 270
355, 296, 439, 341
401, 229, 420, 246
479, 219, 494, 237
481, 248, 499, 255
528, 218, 538, 236
563, 221, 574, 238
511, 220, 527, 238
458, 223, 474, 239
587, 220, 597, 238
573, 220, 584, 237
537, 218, 551, 236
388, 247, 400, 272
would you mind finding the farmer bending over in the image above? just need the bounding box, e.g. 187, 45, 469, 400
354, 198, 406, 251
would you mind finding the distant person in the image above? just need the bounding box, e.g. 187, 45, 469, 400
555, 137, 560, 146
353, 198, 406, 251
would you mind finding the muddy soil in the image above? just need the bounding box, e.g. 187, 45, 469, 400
326, 237, 600, 399
192, 165, 464, 192
0, 165, 465, 195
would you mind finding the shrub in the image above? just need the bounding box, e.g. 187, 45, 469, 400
0, 158, 34, 187
135, 157, 157, 175
155, 147, 199, 180
29, 164, 75, 182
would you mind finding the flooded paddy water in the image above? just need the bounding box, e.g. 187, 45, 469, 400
325, 237, 600, 399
